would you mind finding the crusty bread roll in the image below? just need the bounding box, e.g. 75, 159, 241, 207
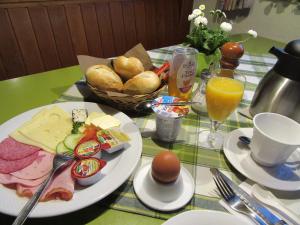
86, 65, 123, 92
113, 56, 144, 80
123, 71, 160, 95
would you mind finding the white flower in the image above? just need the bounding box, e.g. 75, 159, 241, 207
193, 9, 202, 16
194, 16, 208, 27
188, 14, 197, 21
220, 22, 232, 32
248, 29, 258, 38
199, 4, 205, 10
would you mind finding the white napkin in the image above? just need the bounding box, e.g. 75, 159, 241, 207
218, 180, 298, 225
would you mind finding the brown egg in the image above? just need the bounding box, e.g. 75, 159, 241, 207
151, 151, 181, 184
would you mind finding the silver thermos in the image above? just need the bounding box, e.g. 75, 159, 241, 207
250, 39, 300, 123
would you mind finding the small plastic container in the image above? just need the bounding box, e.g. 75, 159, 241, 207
74, 139, 102, 159
71, 158, 106, 186
152, 96, 189, 142
97, 129, 130, 154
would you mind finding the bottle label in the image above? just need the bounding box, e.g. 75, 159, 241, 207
176, 58, 196, 93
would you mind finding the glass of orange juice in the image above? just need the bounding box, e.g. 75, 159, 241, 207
199, 69, 246, 149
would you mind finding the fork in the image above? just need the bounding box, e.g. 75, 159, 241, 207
212, 171, 270, 225
12, 153, 74, 225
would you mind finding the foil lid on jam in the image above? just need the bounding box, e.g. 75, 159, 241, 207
71, 158, 106, 186
74, 139, 101, 159
151, 96, 189, 118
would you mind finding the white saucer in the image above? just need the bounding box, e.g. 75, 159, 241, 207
223, 128, 300, 191
133, 163, 195, 211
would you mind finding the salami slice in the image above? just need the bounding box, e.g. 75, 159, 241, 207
0, 151, 39, 174
11, 151, 54, 180
0, 137, 40, 160
0, 173, 48, 186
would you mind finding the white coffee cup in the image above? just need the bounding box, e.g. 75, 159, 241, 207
251, 112, 300, 167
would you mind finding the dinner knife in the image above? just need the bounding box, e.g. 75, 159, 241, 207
215, 169, 288, 225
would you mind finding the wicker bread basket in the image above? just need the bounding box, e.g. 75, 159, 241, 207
78, 44, 167, 113
87, 81, 166, 112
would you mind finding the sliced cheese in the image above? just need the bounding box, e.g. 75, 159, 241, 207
85, 112, 106, 125
10, 106, 72, 153
90, 115, 121, 130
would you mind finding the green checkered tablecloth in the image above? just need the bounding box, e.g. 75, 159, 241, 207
56, 45, 276, 220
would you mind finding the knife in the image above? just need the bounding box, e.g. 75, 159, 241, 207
214, 169, 288, 225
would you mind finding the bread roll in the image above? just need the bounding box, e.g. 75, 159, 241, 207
86, 65, 123, 92
113, 56, 144, 80
123, 71, 160, 95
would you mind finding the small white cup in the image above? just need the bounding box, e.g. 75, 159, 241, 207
251, 112, 300, 167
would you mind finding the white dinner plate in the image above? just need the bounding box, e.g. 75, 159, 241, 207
223, 128, 300, 191
162, 210, 254, 225
0, 102, 142, 217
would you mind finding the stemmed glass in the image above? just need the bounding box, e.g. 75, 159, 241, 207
198, 69, 246, 149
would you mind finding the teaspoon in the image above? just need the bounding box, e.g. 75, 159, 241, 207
134, 100, 200, 112
239, 136, 251, 145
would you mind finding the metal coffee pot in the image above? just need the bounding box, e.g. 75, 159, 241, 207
250, 39, 300, 123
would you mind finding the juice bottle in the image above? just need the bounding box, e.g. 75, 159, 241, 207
168, 48, 198, 100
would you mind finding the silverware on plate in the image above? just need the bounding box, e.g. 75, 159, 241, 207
12, 153, 74, 225
210, 168, 288, 225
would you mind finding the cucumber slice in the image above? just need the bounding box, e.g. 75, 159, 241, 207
64, 133, 84, 150
56, 142, 71, 154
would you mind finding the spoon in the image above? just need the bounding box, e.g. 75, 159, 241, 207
252, 184, 300, 225
239, 136, 251, 145
134, 100, 199, 111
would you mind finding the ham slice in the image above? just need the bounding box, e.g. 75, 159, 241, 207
11, 151, 54, 180
16, 164, 75, 201
0, 151, 39, 174
0, 173, 48, 186
0, 137, 40, 160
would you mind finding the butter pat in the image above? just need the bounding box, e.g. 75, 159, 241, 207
90, 115, 121, 129
85, 112, 106, 125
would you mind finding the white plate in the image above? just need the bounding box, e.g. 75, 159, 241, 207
0, 102, 142, 217
223, 128, 300, 191
133, 163, 194, 211
162, 210, 254, 225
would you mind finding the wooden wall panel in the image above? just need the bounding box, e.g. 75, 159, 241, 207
0, 8, 26, 78
8, 7, 45, 74
96, 2, 116, 58
65, 4, 89, 55
47, 5, 77, 66
144, 0, 157, 50
133, 0, 148, 49
155, 0, 167, 47
28, 6, 61, 70
81, 3, 103, 57
0, 0, 193, 80
0, 57, 6, 79
122, 1, 138, 49
109, 2, 126, 55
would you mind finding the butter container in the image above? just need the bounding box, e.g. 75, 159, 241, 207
152, 96, 189, 142
97, 129, 130, 154
71, 158, 106, 186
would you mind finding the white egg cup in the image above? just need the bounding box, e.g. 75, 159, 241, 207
133, 163, 195, 211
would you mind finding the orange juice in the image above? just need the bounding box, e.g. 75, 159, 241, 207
206, 77, 244, 122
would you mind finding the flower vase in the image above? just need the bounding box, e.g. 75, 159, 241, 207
196, 50, 221, 76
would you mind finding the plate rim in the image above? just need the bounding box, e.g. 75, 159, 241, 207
223, 127, 300, 191
0, 101, 142, 217
162, 209, 253, 225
